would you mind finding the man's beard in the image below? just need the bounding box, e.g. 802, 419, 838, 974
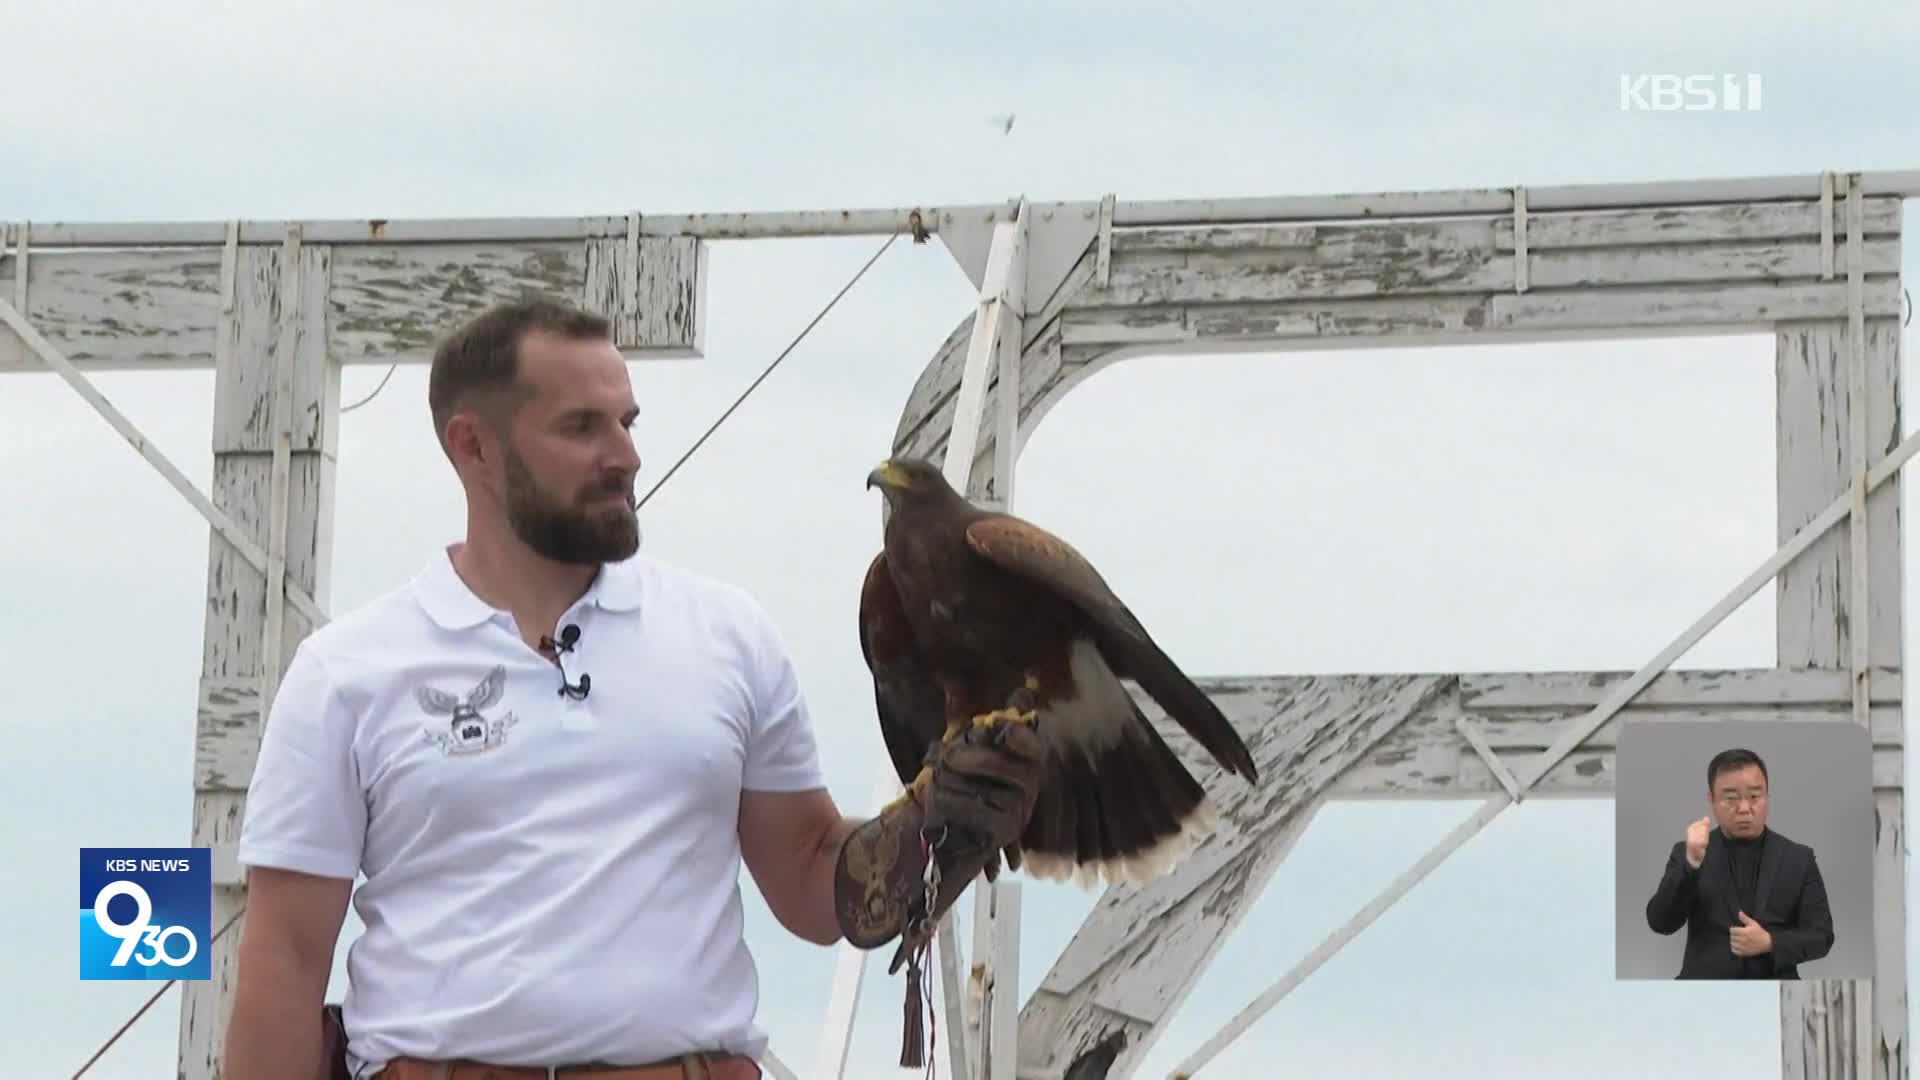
501, 448, 641, 564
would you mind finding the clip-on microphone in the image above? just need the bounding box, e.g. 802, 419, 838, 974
540, 624, 591, 699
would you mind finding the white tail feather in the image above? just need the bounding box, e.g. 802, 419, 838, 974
1019, 795, 1222, 889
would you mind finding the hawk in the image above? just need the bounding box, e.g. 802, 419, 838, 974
859, 456, 1259, 891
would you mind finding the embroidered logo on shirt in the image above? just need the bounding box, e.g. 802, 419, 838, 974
416, 665, 519, 756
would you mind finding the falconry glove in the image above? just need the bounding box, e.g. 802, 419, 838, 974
832, 712, 1046, 1066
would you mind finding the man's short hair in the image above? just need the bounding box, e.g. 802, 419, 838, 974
1707, 747, 1768, 790
427, 297, 612, 454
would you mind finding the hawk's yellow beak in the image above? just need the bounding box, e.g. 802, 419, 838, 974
866, 461, 907, 490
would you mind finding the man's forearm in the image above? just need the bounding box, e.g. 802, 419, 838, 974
222, 942, 332, 1080
797, 814, 867, 946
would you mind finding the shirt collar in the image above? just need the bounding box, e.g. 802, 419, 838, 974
412, 545, 644, 630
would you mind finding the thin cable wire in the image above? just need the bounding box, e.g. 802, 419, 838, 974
69, 230, 903, 1078
340, 360, 399, 414
637, 232, 898, 510
71, 906, 248, 1078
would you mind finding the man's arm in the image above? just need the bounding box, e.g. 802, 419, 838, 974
1645, 842, 1699, 935
222, 640, 365, 1078
1768, 850, 1836, 968
222, 867, 354, 1080
739, 787, 862, 946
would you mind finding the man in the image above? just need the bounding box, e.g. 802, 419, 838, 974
222, 298, 1044, 1079
1643, 747, 1835, 979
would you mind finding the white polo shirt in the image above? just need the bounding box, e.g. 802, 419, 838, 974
236, 546, 826, 1078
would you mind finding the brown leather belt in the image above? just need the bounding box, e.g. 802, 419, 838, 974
377, 1052, 761, 1080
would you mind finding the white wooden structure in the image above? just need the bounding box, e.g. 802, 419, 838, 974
2, 166, 1912, 1080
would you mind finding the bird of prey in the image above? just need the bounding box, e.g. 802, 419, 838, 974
859, 456, 1259, 890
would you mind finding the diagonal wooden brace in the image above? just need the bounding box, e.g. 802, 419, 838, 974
1455, 716, 1525, 803
1171, 421, 1920, 1077
0, 296, 328, 628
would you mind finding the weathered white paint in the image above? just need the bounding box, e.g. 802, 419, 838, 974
179, 239, 340, 1079
1774, 183, 1907, 1080
23, 169, 1920, 250
1845, 178, 1872, 737
0, 235, 709, 372
195, 677, 260, 796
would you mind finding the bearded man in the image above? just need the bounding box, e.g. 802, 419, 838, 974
223, 299, 1044, 1079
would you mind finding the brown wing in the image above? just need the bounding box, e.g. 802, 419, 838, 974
964, 515, 1259, 782
858, 551, 947, 786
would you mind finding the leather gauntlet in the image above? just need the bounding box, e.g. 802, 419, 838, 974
832, 717, 1046, 956
831, 716, 1046, 1068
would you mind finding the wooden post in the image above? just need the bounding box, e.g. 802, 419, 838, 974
1775, 305, 1907, 1078
179, 232, 340, 1078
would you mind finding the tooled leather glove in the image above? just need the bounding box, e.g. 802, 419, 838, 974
832, 717, 1047, 955
923, 718, 1046, 864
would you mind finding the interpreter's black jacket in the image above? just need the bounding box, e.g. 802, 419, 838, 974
1644, 826, 1835, 979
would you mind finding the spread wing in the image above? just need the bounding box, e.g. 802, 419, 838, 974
964, 514, 1258, 781
858, 551, 948, 786
414, 685, 461, 715
468, 665, 507, 711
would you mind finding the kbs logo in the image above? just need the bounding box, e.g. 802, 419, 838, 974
79, 847, 212, 981
1619, 74, 1763, 112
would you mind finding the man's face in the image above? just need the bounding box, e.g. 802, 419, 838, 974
488, 329, 643, 565
1710, 763, 1768, 838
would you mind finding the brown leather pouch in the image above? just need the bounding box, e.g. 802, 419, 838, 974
321, 1002, 350, 1080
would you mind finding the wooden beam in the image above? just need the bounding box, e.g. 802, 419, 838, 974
179, 239, 340, 1077
17, 168, 1919, 250
0, 235, 708, 372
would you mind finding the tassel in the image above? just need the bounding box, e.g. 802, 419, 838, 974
899, 943, 927, 1068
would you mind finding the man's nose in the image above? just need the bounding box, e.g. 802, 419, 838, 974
606, 429, 642, 472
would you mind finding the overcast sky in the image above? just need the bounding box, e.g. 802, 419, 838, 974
4, 1, 1920, 1078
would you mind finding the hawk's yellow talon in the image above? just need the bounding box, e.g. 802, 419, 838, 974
972, 705, 1038, 729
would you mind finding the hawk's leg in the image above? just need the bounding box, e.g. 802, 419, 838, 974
970, 675, 1042, 733
940, 682, 977, 744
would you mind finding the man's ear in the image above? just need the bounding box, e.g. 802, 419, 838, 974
445, 412, 491, 470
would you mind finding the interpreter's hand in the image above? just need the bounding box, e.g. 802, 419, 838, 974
1730, 911, 1773, 957
1685, 815, 1711, 868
